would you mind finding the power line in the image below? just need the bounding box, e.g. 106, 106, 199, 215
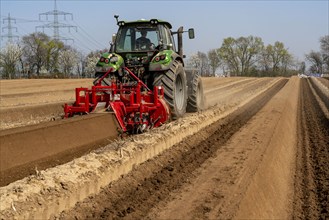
1, 2, 105, 54
15, 23, 30, 36
58, 28, 94, 53
35, 0, 77, 42
1, 13, 19, 43
72, 20, 105, 49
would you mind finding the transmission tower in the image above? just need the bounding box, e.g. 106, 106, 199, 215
36, 0, 77, 42
1, 13, 19, 43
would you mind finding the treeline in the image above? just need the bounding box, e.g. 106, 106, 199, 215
187, 35, 329, 77
0, 32, 105, 79
1, 32, 328, 79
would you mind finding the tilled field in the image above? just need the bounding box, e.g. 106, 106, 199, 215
0, 79, 93, 129
0, 76, 328, 219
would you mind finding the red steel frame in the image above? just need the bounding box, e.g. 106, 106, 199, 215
64, 67, 170, 132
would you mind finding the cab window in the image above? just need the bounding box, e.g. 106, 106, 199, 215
116, 25, 159, 52
159, 25, 175, 50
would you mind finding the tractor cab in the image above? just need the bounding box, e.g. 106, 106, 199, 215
108, 19, 177, 84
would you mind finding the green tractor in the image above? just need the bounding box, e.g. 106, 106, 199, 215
95, 15, 204, 120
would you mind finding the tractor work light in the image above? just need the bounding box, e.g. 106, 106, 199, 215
118, 21, 125, 26
150, 19, 158, 24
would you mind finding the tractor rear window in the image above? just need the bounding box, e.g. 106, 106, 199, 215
116, 26, 159, 52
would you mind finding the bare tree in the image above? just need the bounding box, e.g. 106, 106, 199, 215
84, 51, 100, 78
58, 47, 78, 78
197, 51, 210, 76
281, 52, 294, 76
21, 32, 67, 77
236, 36, 263, 75
219, 36, 263, 76
218, 37, 239, 76
320, 35, 329, 73
267, 42, 289, 73
258, 41, 293, 76
187, 52, 210, 76
75, 51, 84, 78
0, 43, 23, 79
320, 35, 329, 54
45, 40, 65, 74
207, 49, 221, 76
188, 54, 200, 69
299, 61, 306, 74
21, 32, 50, 76
259, 48, 271, 74
306, 51, 324, 74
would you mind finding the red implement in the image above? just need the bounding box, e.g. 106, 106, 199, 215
64, 68, 170, 133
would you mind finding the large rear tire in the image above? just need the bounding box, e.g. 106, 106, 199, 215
186, 69, 205, 112
153, 60, 187, 119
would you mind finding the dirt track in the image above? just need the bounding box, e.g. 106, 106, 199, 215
0, 76, 328, 219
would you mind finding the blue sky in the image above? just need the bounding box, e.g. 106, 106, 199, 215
0, 0, 328, 61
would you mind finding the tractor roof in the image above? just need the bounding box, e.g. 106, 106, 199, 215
117, 19, 172, 29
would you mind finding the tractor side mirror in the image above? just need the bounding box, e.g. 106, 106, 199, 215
188, 28, 195, 39
114, 14, 119, 25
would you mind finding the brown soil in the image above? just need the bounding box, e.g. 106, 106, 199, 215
0, 103, 64, 130
293, 78, 329, 219
0, 114, 119, 186
317, 77, 329, 88
0, 77, 277, 188
56, 79, 288, 219
0, 79, 92, 130
0, 79, 93, 96
0, 76, 328, 220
